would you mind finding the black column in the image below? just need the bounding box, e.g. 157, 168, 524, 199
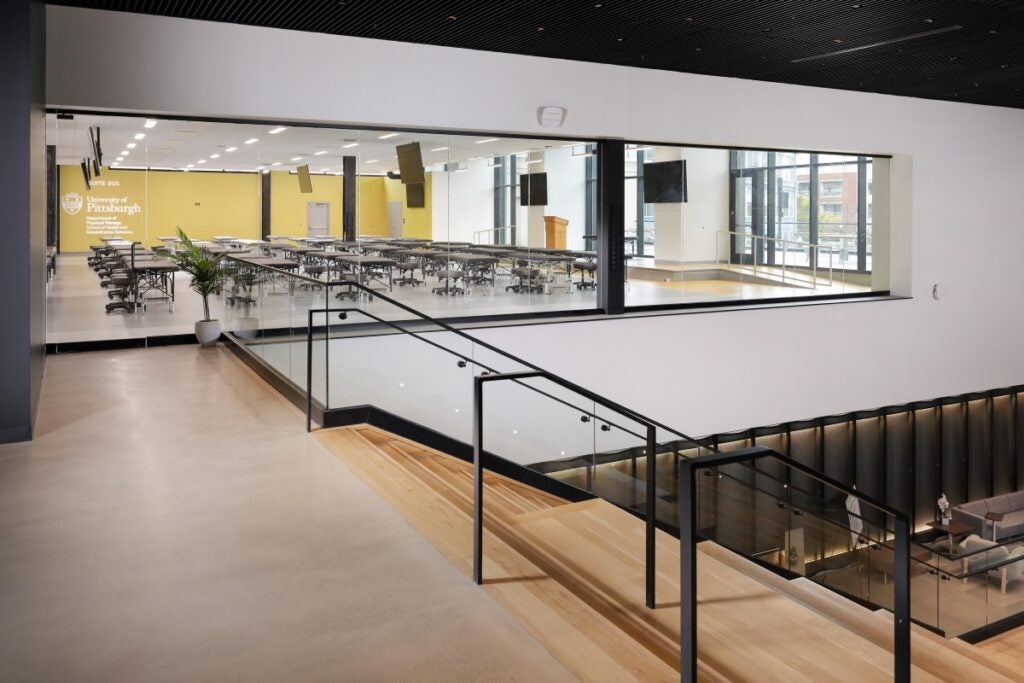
260, 171, 271, 240
597, 139, 625, 314
0, 0, 46, 443
46, 144, 57, 250
343, 156, 357, 241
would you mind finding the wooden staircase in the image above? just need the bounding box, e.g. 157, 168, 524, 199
317, 425, 1021, 682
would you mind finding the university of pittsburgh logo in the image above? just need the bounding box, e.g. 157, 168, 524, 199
61, 192, 83, 215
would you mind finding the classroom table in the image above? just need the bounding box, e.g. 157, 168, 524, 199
393, 248, 442, 286
429, 252, 499, 295
507, 251, 576, 294
324, 254, 397, 292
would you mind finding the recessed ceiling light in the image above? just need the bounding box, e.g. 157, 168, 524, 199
378, 133, 399, 139
256, 165, 265, 170
269, 127, 287, 134
225, 146, 238, 152
115, 156, 123, 161
924, 18, 934, 23
365, 159, 379, 163
617, 37, 624, 42
126, 143, 137, 149
120, 150, 130, 155
476, 138, 499, 144
343, 142, 359, 149
144, 119, 158, 128
271, 161, 282, 166
431, 147, 449, 152
314, 150, 328, 155
198, 159, 206, 164
111, 162, 119, 167
210, 153, 220, 159
134, 133, 145, 140
263, 169, 270, 174
244, 138, 259, 144
290, 156, 302, 161
527, 158, 543, 164
187, 164, 195, 168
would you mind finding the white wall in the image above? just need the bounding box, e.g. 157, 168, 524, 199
431, 159, 492, 243
45, 6, 1024, 437
542, 146, 587, 250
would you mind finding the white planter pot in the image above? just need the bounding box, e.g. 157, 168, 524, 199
195, 319, 221, 347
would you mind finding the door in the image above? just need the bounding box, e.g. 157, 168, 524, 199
387, 201, 404, 238
730, 169, 766, 265
307, 202, 330, 237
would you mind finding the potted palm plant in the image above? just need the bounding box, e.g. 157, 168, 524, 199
172, 227, 226, 347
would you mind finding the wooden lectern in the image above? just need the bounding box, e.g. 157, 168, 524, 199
544, 215, 568, 249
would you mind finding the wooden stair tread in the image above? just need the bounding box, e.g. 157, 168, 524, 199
317, 425, 1016, 682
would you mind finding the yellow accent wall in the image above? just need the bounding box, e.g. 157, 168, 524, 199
148, 171, 261, 242
58, 166, 262, 252
358, 176, 387, 236
269, 171, 344, 237
381, 173, 433, 239
58, 165, 427, 250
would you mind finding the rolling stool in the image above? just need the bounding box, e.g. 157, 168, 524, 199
433, 269, 464, 295
506, 267, 542, 293
573, 260, 597, 290
394, 261, 422, 287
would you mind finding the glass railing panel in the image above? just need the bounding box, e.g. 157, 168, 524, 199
480, 376, 596, 470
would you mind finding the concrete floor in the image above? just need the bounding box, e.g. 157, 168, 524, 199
46, 254, 870, 345
0, 345, 577, 682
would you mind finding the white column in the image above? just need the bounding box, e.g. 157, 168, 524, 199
525, 151, 546, 248
652, 147, 685, 262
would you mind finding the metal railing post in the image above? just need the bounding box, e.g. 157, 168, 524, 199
645, 424, 657, 609
894, 516, 911, 683
679, 461, 697, 683
473, 375, 485, 585
306, 309, 314, 433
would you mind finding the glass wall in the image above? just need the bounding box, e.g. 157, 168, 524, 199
622, 143, 888, 309
46, 112, 892, 346
46, 114, 599, 344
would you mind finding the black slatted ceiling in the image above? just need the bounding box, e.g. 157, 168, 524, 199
49, 0, 1024, 109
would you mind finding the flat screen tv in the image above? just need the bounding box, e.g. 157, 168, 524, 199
81, 159, 91, 190
519, 172, 548, 206
643, 160, 687, 203
396, 142, 425, 185
406, 182, 425, 208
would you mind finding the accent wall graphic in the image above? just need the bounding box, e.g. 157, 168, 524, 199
59, 166, 146, 249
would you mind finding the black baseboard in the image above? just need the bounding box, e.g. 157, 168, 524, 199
959, 609, 1024, 643
46, 333, 199, 354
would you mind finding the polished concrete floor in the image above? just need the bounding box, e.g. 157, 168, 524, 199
47, 254, 870, 344
0, 345, 576, 682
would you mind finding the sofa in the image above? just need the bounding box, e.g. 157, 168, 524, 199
959, 534, 1024, 594
952, 491, 1024, 541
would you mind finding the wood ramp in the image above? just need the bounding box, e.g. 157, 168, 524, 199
317, 425, 1020, 682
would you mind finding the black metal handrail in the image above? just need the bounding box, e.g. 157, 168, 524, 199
678, 447, 912, 683
227, 255, 713, 450
473, 370, 660, 610
302, 307, 647, 441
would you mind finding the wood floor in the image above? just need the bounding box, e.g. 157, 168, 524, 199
317, 425, 1022, 682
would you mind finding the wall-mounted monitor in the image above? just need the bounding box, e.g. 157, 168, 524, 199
81, 159, 91, 190
396, 142, 425, 185
406, 182, 425, 208
297, 164, 313, 193
643, 160, 687, 203
519, 172, 548, 206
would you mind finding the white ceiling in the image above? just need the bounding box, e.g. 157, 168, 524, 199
47, 114, 590, 175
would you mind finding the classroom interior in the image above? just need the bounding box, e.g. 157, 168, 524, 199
48, 114, 887, 344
